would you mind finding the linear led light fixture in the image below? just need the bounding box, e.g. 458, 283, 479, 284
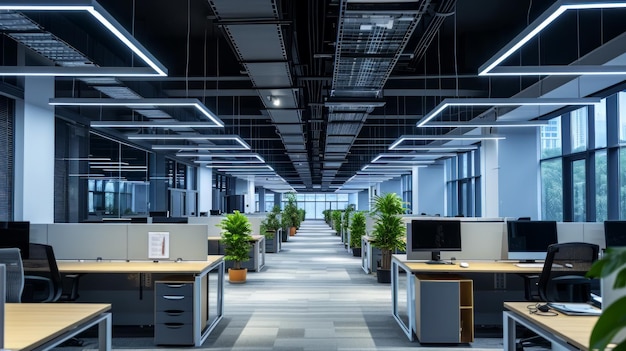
193, 160, 263, 165
0, 0, 167, 77
417, 98, 601, 126
127, 134, 237, 140
389, 134, 505, 150
421, 121, 550, 128
152, 141, 250, 151
478, 0, 626, 76
371, 160, 437, 165
177, 153, 265, 162
362, 165, 427, 171
50, 98, 224, 127
371, 153, 456, 163
389, 145, 479, 151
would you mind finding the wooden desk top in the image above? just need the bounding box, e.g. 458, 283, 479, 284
504, 302, 597, 350
5, 303, 111, 351
57, 255, 223, 274
392, 255, 543, 274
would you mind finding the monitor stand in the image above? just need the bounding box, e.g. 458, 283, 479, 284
425, 251, 449, 264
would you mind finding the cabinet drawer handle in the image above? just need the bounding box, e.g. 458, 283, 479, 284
164, 310, 184, 316
163, 295, 185, 300
164, 323, 184, 329
166, 284, 186, 288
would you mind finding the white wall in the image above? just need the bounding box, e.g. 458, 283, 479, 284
380, 177, 401, 195
498, 128, 540, 219
357, 190, 369, 211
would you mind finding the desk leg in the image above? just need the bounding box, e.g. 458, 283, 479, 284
196, 261, 225, 347
98, 313, 112, 351
503, 312, 516, 351
391, 258, 414, 341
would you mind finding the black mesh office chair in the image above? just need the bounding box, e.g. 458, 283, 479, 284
538, 242, 599, 303
0, 248, 24, 303
22, 243, 81, 303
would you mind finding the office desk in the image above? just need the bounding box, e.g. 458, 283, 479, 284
503, 302, 597, 351
391, 255, 543, 341
207, 235, 265, 271
57, 256, 224, 347
5, 303, 111, 351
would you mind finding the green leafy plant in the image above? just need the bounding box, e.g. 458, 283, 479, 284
218, 210, 252, 269
297, 208, 306, 227
260, 205, 281, 239
332, 210, 342, 235
586, 247, 626, 351
349, 211, 367, 249
323, 210, 331, 225
343, 204, 355, 235
371, 193, 406, 270
281, 193, 300, 229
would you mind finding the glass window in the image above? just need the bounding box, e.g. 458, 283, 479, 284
595, 100, 607, 148
595, 150, 607, 222
621, 148, 626, 219
572, 159, 586, 222
541, 117, 562, 158
541, 159, 563, 221
570, 107, 588, 153
619, 92, 626, 144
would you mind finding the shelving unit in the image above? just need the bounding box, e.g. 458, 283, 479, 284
414, 274, 474, 343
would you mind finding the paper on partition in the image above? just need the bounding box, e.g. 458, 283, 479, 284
148, 232, 170, 259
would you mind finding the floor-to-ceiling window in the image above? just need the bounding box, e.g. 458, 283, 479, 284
445, 148, 481, 217
282, 193, 352, 219
539, 92, 626, 221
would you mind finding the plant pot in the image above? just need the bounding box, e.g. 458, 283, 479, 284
228, 268, 247, 284
281, 228, 289, 242
352, 247, 362, 257
377, 268, 391, 283
289, 226, 297, 236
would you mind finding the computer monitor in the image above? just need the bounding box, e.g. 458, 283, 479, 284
0, 221, 30, 259
506, 220, 558, 262
604, 221, 626, 248
149, 211, 169, 217
407, 220, 462, 263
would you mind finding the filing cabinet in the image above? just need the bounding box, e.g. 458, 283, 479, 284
154, 277, 195, 345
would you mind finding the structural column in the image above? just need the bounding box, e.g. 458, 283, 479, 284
14, 77, 55, 223
411, 166, 419, 214
244, 177, 255, 213
197, 167, 212, 215
481, 139, 499, 217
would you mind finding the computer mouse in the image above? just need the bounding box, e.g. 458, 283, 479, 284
460, 262, 469, 268
565, 263, 573, 268
176, 258, 183, 263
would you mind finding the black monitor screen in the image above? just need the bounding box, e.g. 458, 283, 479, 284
411, 220, 462, 252
507, 220, 558, 261
604, 221, 626, 248
0, 221, 30, 259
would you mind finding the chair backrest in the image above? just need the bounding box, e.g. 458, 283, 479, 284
538, 242, 599, 302
22, 243, 63, 302
0, 248, 24, 303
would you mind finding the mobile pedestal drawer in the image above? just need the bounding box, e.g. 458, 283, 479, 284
155, 277, 195, 345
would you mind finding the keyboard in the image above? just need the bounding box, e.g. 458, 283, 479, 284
515, 263, 563, 268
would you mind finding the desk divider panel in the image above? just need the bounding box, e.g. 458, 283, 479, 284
448, 221, 506, 260
127, 224, 209, 261
582, 222, 605, 249
29, 223, 49, 244
557, 222, 584, 243
187, 216, 223, 236
47, 223, 128, 260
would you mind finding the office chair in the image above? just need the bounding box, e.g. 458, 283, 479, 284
0, 248, 24, 303
22, 243, 81, 303
538, 242, 599, 303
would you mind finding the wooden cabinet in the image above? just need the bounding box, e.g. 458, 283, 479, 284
414, 274, 474, 343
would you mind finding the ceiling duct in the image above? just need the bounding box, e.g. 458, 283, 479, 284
324, 0, 427, 188
209, 0, 310, 187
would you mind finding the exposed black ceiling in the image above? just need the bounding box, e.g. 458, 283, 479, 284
4, 0, 626, 192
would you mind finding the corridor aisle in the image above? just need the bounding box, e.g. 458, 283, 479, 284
74, 219, 502, 350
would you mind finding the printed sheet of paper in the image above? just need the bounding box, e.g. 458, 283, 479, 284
148, 231, 170, 259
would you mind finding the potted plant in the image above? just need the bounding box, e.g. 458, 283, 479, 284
283, 193, 299, 236
297, 208, 306, 228
349, 211, 366, 257
332, 210, 342, 237
323, 209, 331, 226
371, 193, 406, 283
586, 247, 626, 350
342, 204, 354, 247
218, 210, 253, 283
260, 205, 281, 253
